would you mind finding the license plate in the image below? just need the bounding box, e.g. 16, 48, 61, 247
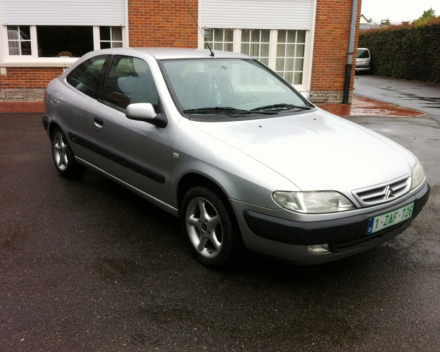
367, 202, 414, 235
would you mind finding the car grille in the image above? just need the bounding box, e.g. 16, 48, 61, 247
353, 176, 410, 207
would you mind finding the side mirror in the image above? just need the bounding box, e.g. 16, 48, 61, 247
300, 91, 311, 102
126, 103, 157, 121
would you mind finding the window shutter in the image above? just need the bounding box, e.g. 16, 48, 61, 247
1, 0, 125, 26
201, 0, 313, 30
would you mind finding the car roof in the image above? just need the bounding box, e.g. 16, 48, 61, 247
63, 47, 254, 79
90, 47, 250, 60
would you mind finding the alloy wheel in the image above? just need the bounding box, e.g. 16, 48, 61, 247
53, 132, 69, 171
185, 197, 223, 258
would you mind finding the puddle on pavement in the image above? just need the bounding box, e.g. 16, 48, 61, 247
390, 93, 440, 109
380, 87, 397, 91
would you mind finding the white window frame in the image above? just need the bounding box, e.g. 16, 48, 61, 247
198, 28, 312, 92
204, 28, 234, 52
240, 29, 270, 66
99, 26, 124, 49
0, 25, 127, 68
275, 30, 307, 86
6, 25, 32, 56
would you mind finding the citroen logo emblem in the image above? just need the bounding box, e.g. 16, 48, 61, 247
384, 185, 394, 199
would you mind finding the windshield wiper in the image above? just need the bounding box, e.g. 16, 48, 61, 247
183, 107, 250, 114
183, 107, 277, 115
251, 103, 312, 112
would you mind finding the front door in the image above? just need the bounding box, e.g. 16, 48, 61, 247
59, 54, 110, 166
89, 55, 174, 204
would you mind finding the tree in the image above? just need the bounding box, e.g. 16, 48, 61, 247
413, 8, 436, 26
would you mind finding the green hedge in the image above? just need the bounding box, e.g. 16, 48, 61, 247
359, 22, 440, 82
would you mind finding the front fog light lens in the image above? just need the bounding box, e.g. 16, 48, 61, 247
273, 191, 355, 213
411, 161, 425, 189
307, 244, 330, 255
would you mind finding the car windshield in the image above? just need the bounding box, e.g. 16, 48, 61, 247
160, 58, 310, 117
357, 49, 369, 59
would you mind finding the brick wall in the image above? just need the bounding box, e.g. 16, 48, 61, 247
128, 0, 198, 48
310, 0, 362, 103
0, 68, 62, 101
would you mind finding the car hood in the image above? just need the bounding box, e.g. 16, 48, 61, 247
190, 109, 414, 193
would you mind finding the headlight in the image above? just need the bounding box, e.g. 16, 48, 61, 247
411, 161, 425, 189
273, 191, 356, 214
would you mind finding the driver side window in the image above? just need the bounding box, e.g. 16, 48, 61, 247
103, 56, 159, 110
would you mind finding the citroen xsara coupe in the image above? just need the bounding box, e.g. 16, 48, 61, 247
43, 48, 429, 268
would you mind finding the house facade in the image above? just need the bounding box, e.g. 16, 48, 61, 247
0, 0, 361, 104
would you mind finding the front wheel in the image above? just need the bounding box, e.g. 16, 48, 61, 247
52, 127, 86, 178
181, 186, 242, 269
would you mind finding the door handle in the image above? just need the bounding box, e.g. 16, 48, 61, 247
94, 117, 104, 128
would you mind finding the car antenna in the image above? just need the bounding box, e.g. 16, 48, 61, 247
182, 0, 214, 57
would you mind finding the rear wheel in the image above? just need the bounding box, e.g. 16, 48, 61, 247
181, 186, 242, 269
52, 127, 86, 178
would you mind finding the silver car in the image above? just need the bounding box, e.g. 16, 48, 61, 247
356, 48, 371, 73
43, 48, 429, 269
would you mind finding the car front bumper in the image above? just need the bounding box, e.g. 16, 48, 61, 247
233, 182, 430, 264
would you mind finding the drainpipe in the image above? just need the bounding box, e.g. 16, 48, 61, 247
342, 0, 358, 104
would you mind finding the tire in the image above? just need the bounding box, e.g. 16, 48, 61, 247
181, 186, 242, 269
51, 127, 86, 178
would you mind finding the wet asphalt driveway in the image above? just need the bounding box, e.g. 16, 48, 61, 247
354, 75, 440, 124
1, 113, 439, 351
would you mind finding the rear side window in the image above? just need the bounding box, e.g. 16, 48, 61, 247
103, 56, 159, 110
66, 55, 108, 99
